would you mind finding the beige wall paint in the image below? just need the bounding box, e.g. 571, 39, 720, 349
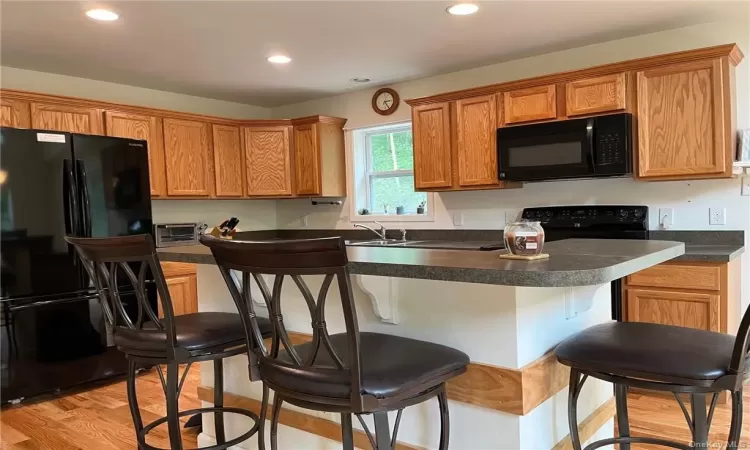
0, 66, 271, 119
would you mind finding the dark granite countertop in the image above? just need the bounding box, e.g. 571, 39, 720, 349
158, 238, 684, 287
235, 229, 743, 262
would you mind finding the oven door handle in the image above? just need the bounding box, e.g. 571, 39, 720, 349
586, 119, 596, 173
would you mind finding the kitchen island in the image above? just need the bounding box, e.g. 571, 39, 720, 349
158, 239, 684, 450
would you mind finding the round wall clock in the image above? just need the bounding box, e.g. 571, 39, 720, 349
372, 88, 400, 116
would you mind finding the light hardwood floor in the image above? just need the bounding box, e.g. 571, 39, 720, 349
1, 369, 748, 449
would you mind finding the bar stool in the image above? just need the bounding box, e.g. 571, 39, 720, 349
201, 235, 470, 450
66, 235, 272, 450
555, 318, 749, 450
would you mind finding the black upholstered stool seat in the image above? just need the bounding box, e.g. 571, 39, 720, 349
555, 322, 735, 385
272, 332, 469, 399
115, 313, 273, 354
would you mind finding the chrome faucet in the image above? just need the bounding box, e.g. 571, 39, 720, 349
354, 221, 387, 240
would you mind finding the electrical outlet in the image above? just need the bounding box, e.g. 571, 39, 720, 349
300, 215, 308, 227
709, 208, 726, 226
658, 208, 674, 230
453, 211, 464, 227
742, 176, 750, 196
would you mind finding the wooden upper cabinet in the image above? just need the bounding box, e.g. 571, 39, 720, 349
637, 58, 731, 179
503, 85, 557, 125
30, 102, 103, 134
455, 95, 498, 187
244, 126, 292, 196
104, 111, 166, 197
212, 124, 244, 197
412, 103, 452, 189
293, 124, 321, 195
0, 98, 31, 128
626, 288, 720, 332
566, 73, 626, 117
162, 118, 211, 196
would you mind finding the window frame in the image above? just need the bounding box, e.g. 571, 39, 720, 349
349, 122, 434, 223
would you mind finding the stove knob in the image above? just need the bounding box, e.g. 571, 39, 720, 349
633, 209, 644, 218
617, 209, 629, 219
544, 211, 554, 219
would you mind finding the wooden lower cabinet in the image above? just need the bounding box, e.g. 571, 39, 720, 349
158, 262, 198, 317
626, 288, 720, 332
624, 260, 737, 334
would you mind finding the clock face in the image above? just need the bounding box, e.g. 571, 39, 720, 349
377, 92, 394, 111
372, 88, 399, 115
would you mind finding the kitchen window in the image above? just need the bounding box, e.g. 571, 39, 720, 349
351, 123, 432, 222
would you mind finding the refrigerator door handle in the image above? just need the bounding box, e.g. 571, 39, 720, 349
76, 160, 92, 238
63, 159, 79, 236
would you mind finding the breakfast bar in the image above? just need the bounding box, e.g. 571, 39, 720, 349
158, 238, 685, 449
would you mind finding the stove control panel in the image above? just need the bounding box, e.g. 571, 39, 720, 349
521, 205, 648, 228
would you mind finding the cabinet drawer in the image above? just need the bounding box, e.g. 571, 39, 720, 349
626, 263, 721, 291
160, 261, 197, 278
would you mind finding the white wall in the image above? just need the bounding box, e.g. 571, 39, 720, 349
271, 19, 750, 311
0, 66, 278, 230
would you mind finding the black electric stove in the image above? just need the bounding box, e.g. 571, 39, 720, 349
521, 205, 649, 321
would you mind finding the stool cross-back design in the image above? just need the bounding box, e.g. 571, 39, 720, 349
66, 234, 263, 450
202, 235, 470, 450
556, 291, 750, 450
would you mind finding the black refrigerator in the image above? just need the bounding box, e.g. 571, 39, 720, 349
0, 127, 155, 403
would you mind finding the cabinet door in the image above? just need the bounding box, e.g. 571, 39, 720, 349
244, 126, 292, 196
0, 98, 31, 128
503, 85, 557, 124
212, 124, 244, 197
566, 74, 626, 117
293, 124, 321, 195
159, 274, 198, 317
626, 288, 719, 332
30, 102, 103, 134
456, 95, 498, 187
637, 59, 729, 179
163, 118, 210, 196
105, 111, 166, 197
412, 103, 452, 189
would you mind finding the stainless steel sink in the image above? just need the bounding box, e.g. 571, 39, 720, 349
345, 239, 424, 247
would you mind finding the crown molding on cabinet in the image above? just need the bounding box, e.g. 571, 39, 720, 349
405, 43, 743, 107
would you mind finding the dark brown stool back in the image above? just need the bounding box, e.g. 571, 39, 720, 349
66, 234, 261, 450
202, 235, 469, 450
66, 234, 178, 356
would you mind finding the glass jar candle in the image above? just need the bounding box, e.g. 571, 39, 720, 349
504, 221, 545, 256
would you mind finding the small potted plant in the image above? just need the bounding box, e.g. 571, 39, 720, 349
396, 205, 405, 215
358, 208, 370, 216
417, 200, 426, 215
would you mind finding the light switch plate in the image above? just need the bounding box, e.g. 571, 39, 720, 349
709, 207, 726, 225
658, 208, 674, 229
742, 176, 750, 196
453, 211, 464, 226
300, 215, 308, 227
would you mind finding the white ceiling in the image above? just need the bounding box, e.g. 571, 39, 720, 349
1, 1, 745, 107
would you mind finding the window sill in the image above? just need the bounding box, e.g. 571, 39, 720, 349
351, 213, 434, 223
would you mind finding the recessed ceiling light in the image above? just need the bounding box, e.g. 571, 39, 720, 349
86, 8, 119, 21
267, 55, 292, 64
351, 78, 371, 83
447, 3, 479, 15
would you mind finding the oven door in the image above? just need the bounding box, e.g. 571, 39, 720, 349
497, 118, 595, 182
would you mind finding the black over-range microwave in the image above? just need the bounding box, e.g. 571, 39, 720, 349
497, 113, 632, 182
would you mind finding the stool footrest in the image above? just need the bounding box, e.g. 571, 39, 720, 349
137, 406, 259, 450
583, 436, 693, 450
